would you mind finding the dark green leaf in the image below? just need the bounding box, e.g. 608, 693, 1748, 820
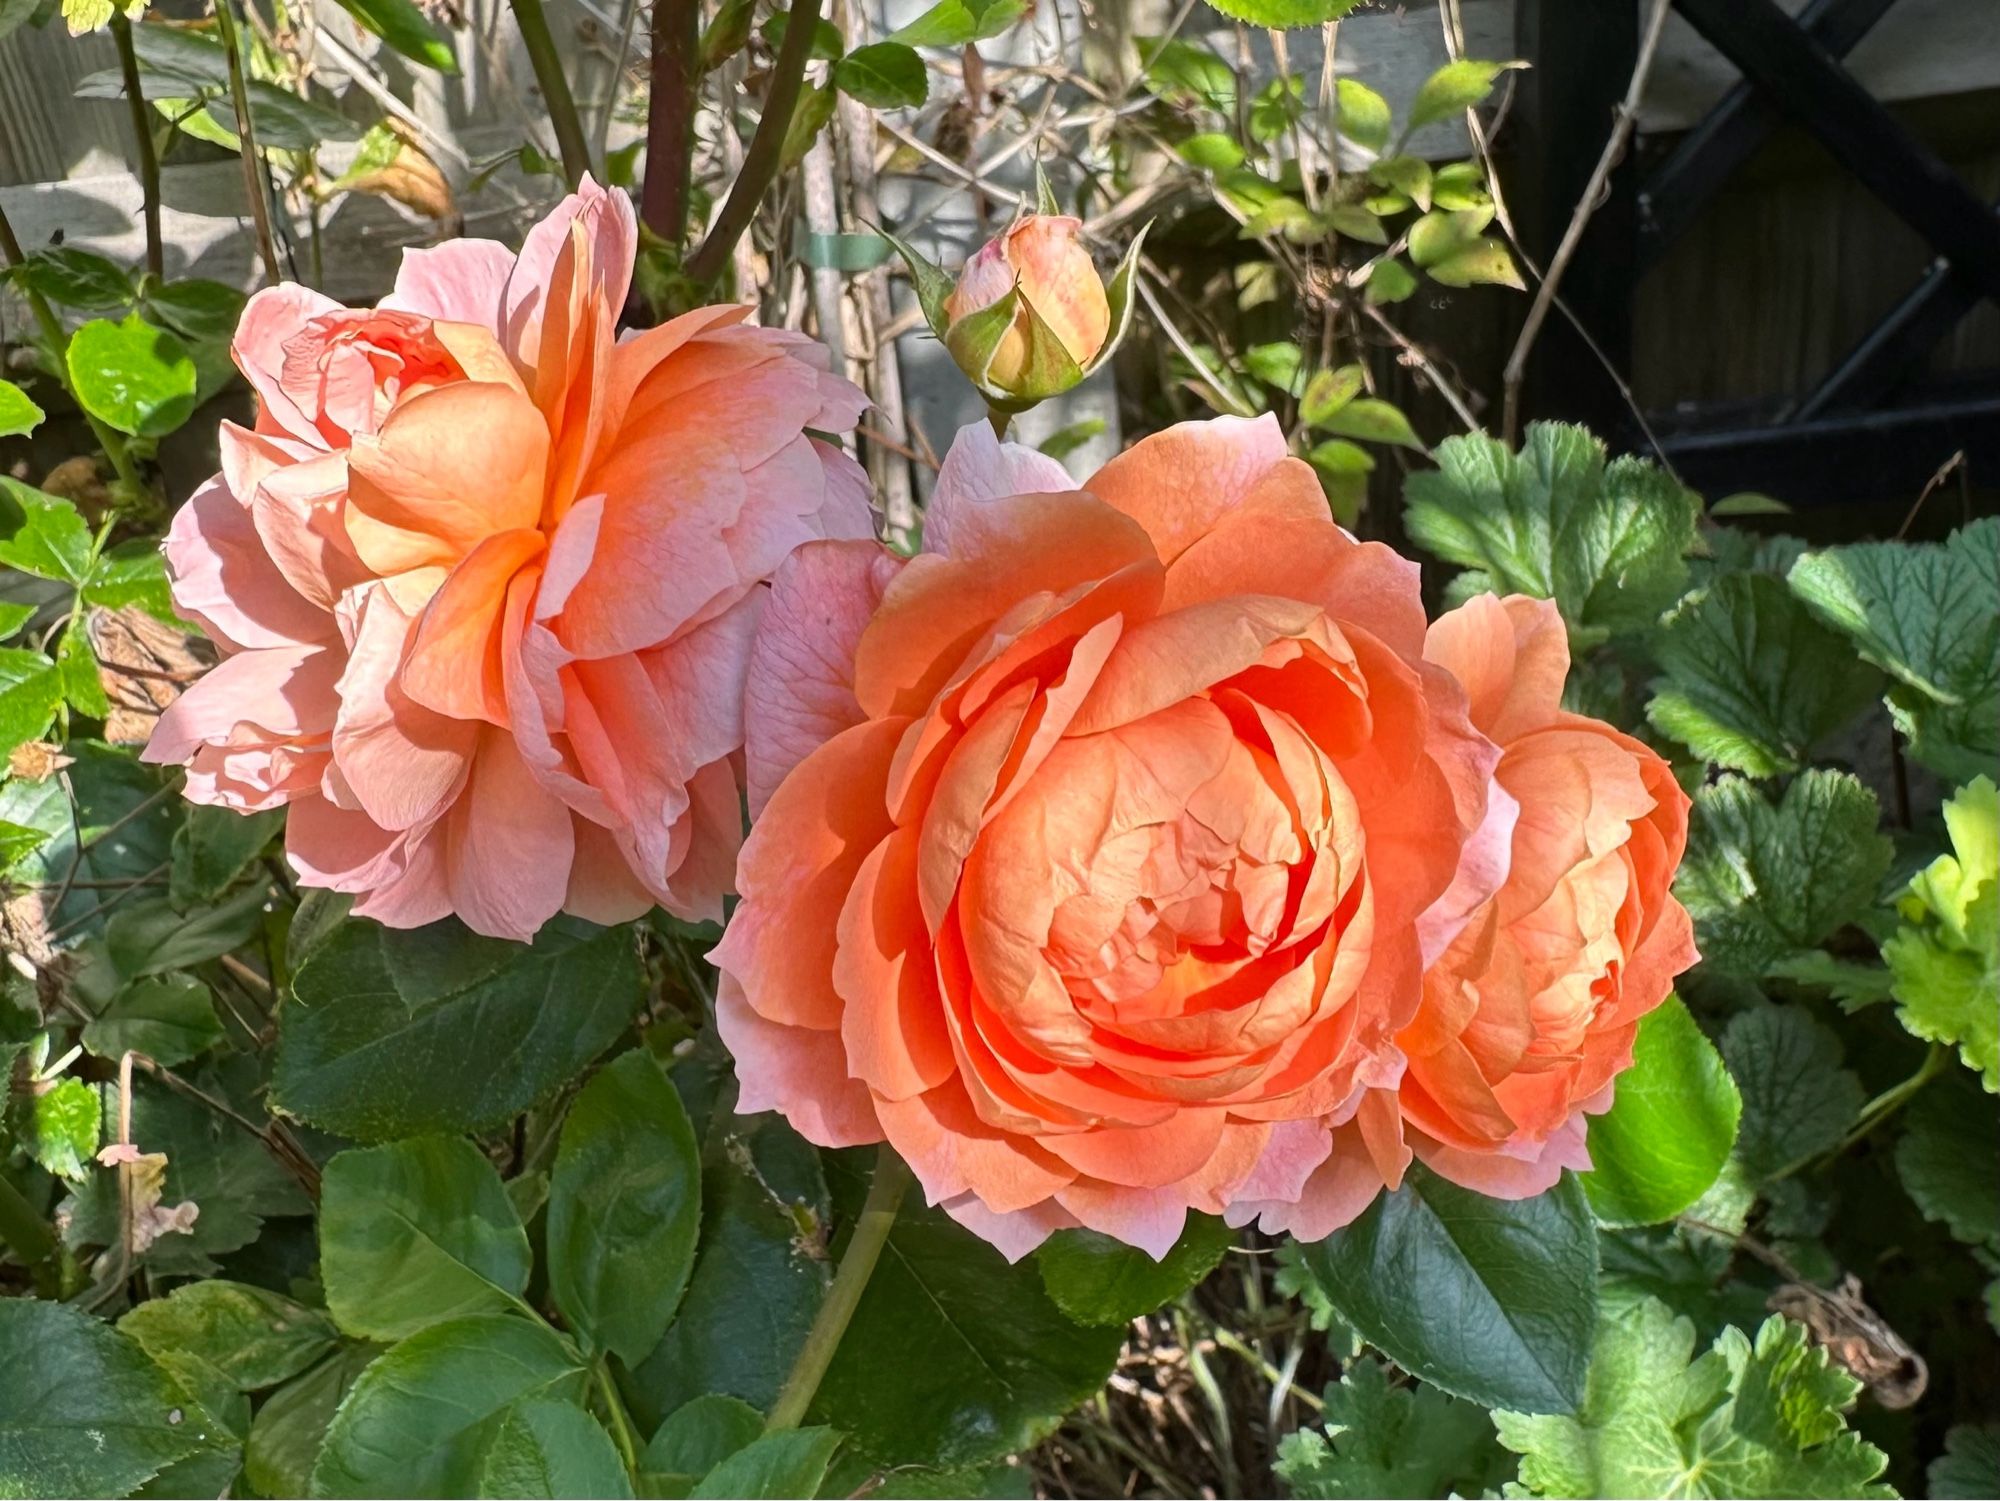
548, 1049, 702, 1366
1297, 1165, 1598, 1414
140, 279, 248, 342
104, 879, 273, 981
758, 10, 842, 57
320, 1135, 533, 1341
690, 1427, 842, 1499
310, 1317, 586, 1498
66, 314, 197, 438
807, 1152, 1124, 1467
0, 476, 94, 584
1895, 1068, 2000, 1250
640, 1393, 764, 1486
9, 246, 135, 311
0, 1299, 224, 1497
1932, 1424, 2000, 1501
1035, 1213, 1233, 1327
119, 1281, 337, 1392
83, 975, 224, 1067
328, 0, 457, 71
832, 41, 927, 108
95, 23, 363, 150
1720, 1004, 1863, 1183
58, 614, 109, 718
478, 1398, 633, 1498
1583, 997, 1741, 1227
169, 803, 281, 907
0, 743, 181, 939
273, 916, 645, 1140
626, 1109, 830, 1429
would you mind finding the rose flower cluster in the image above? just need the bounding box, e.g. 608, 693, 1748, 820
148, 185, 1694, 1258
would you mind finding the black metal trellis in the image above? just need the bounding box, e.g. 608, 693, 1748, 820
1513, 0, 2000, 506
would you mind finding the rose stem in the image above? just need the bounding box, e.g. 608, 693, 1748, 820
764, 1143, 911, 1432
510, 0, 594, 187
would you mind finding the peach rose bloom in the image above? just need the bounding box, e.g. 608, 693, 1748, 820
1389, 593, 1697, 1197
143, 180, 869, 940
714, 416, 1512, 1258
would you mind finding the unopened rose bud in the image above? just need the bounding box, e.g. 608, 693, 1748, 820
944, 216, 1109, 398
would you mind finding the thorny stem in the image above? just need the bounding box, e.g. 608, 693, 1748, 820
764, 1143, 910, 1432
510, 0, 594, 187
212, 0, 283, 284
640, 0, 701, 243
684, 0, 824, 286
110, 15, 163, 280
0, 199, 144, 492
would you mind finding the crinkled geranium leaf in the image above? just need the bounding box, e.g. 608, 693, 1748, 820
1719, 1004, 1863, 1185
1274, 1356, 1515, 1498
1402, 422, 1700, 647
1932, 1424, 2000, 1501
1674, 771, 1892, 978
1295, 1165, 1598, 1415
1494, 1299, 1892, 1499
1895, 1068, 2000, 1250
1646, 573, 1881, 777
1787, 516, 2000, 782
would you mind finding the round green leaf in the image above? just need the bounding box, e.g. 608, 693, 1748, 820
1298, 1165, 1599, 1415
1196, 0, 1363, 26
640, 1393, 765, 1483
319, 1136, 533, 1341
66, 313, 197, 437
310, 1316, 585, 1498
1583, 996, 1742, 1227
1036, 1213, 1234, 1327
832, 41, 928, 109
547, 1050, 703, 1366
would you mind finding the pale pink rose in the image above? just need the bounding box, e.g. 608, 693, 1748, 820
145, 180, 870, 941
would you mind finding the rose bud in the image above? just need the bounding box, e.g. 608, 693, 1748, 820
883, 182, 1147, 415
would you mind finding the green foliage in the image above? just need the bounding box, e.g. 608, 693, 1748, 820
1646, 573, 1881, 775
1676, 771, 1892, 977
1275, 1357, 1515, 1498
1788, 518, 1999, 781
328, 0, 458, 72
1494, 1299, 1891, 1498
477, 1399, 634, 1499
1583, 997, 1742, 1227
806, 1151, 1126, 1468
0, 1298, 230, 1497
65, 313, 198, 438
81, 975, 224, 1066
1881, 776, 1998, 1088
1931, 1425, 2000, 1501
0, 378, 44, 437
1403, 423, 1701, 646
832, 41, 928, 108
1295, 1166, 1599, 1414
1895, 1069, 2000, 1252
1195, 0, 1363, 28
1719, 1004, 1864, 1184
1036, 1213, 1235, 1326
547, 1049, 703, 1365
320, 1136, 534, 1341
273, 916, 645, 1139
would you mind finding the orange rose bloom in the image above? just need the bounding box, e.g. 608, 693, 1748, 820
714, 417, 1510, 1257
1392, 593, 1697, 1196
